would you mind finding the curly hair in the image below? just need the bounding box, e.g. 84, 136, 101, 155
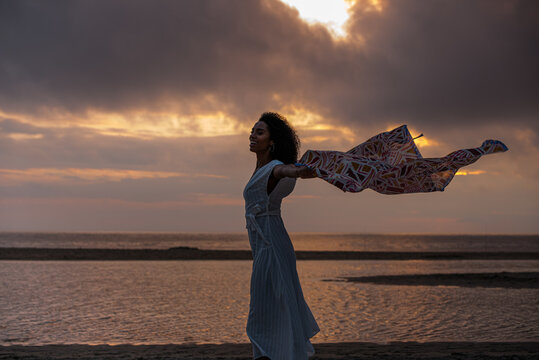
259, 112, 300, 164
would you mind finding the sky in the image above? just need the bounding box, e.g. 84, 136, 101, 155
0, 0, 538, 233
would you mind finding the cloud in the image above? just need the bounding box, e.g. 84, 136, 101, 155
1, 0, 537, 232
1, 0, 537, 132
341, 0, 539, 130
0, 116, 251, 172
0, 117, 45, 134
0, 0, 308, 121
0, 168, 226, 185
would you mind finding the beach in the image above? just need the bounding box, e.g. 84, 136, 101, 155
2, 235, 538, 358
1, 342, 539, 359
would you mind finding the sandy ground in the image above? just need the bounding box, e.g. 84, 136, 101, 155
1, 342, 538, 359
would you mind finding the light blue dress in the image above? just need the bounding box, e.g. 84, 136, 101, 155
243, 159, 320, 360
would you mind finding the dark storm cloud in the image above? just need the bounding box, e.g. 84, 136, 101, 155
343, 0, 539, 130
0, 0, 537, 129
0, 0, 312, 120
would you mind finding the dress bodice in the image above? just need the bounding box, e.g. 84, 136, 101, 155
243, 159, 296, 217
243, 159, 296, 251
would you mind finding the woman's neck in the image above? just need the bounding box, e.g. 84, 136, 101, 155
255, 151, 273, 169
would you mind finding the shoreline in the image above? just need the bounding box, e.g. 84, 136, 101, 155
1, 247, 539, 261
1, 342, 538, 359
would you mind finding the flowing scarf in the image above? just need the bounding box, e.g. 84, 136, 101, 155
298, 125, 508, 194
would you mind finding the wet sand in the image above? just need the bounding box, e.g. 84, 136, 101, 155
1, 342, 538, 359
332, 272, 539, 289
1, 247, 538, 261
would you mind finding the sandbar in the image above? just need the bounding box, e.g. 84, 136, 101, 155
332, 271, 539, 289
1, 247, 538, 261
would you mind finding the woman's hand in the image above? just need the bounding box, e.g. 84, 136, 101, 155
295, 164, 316, 179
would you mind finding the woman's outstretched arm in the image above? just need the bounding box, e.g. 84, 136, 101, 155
273, 164, 316, 179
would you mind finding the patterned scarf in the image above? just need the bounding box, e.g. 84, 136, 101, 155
299, 125, 508, 194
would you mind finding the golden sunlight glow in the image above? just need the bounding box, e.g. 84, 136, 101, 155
0, 168, 227, 184
455, 170, 487, 176
385, 124, 438, 149
279, 0, 383, 38
302, 135, 331, 142
82, 110, 244, 138
279, 0, 356, 37
285, 108, 356, 143
0, 109, 245, 139
413, 136, 438, 148
367, 0, 383, 12
1, 107, 355, 143
5, 133, 44, 140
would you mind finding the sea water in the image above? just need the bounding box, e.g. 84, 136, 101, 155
0, 233, 538, 345
1, 232, 538, 252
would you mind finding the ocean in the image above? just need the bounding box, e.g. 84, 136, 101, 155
1, 232, 538, 252
1, 232, 538, 346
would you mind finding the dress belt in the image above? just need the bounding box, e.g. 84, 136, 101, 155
245, 209, 280, 247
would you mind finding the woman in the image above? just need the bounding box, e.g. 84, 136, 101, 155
243, 112, 508, 360
243, 112, 320, 360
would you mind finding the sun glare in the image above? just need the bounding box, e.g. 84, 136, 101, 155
279, 0, 355, 37
278, 0, 383, 38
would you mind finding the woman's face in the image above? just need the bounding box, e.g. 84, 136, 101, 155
249, 121, 273, 153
